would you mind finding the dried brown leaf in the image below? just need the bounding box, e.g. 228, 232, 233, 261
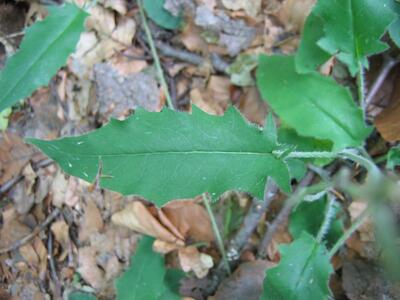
162, 199, 215, 242
79, 200, 104, 242
112, 201, 183, 245
0, 133, 33, 185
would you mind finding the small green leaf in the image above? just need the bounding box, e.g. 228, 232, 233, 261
226, 54, 258, 86
143, 0, 182, 30
285, 159, 307, 182
314, 0, 396, 75
387, 146, 400, 169
295, 12, 331, 73
257, 55, 371, 150
289, 197, 343, 247
0, 108, 12, 131
389, 0, 400, 47
115, 236, 166, 300
28, 107, 291, 206
261, 232, 333, 300
68, 292, 97, 300
0, 3, 88, 112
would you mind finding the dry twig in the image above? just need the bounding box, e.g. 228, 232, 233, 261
0, 208, 60, 255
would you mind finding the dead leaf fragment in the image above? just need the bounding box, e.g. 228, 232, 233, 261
221, 0, 262, 17
215, 260, 275, 300
79, 200, 104, 242
178, 246, 214, 278
0, 133, 33, 185
77, 247, 105, 289
191, 76, 231, 115
375, 101, 400, 142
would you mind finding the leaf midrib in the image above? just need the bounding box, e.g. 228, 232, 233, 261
45, 148, 277, 158
308, 96, 358, 141
0, 7, 83, 108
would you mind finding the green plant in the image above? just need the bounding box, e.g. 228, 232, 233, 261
1, 0, 400, 299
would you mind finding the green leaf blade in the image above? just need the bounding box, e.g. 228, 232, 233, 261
0, 3, 88, 112
115, 237, 166, 300
28, 107, 291, 205
314, 0, 395, 75
261, 232, 333, 300
143, 0, 182, 30
257, 55, 371, 150
295, 12, 331, 73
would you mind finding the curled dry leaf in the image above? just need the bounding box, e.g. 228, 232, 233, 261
112, 199, 214, 244
112, 201, 183, 245
112, 199, 216, 278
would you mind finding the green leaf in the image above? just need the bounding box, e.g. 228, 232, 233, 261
314, 0, 396, 75
143, 0, 182, 30
295, 12, 331, 73
68, 292, 97, 300
28, 107, 291, 206
226, 54, 258, 86
387, 146, 400, 169
285, 159, 307, 182
289, 197, 343, 247
278, 127, 332, 166
115, 236, 166, 300
264, 113, 278, 147
389, 0, 400, 47
261, 232, 333, 300
257, 55, 371, 150
0, 3, 88, 112
159, 269, 185, 300
0, 108, 12, 131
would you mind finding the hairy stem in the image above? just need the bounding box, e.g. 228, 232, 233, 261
137, 0, 174, 109
357, 61, 366, 108
316, 195, 336, 243
202, 193, 231, 274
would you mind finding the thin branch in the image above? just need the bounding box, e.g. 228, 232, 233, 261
257, 191, 303, 259
202, 193, 231, 274
226, 178, 278, 261
365, 55, 399, 108
48, 231, 62, 298
139, 32, 230, 73
0, 208, 60, 254
0, 158, 54, 196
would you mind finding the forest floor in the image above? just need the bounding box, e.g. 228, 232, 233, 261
1, 0, 400, 299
